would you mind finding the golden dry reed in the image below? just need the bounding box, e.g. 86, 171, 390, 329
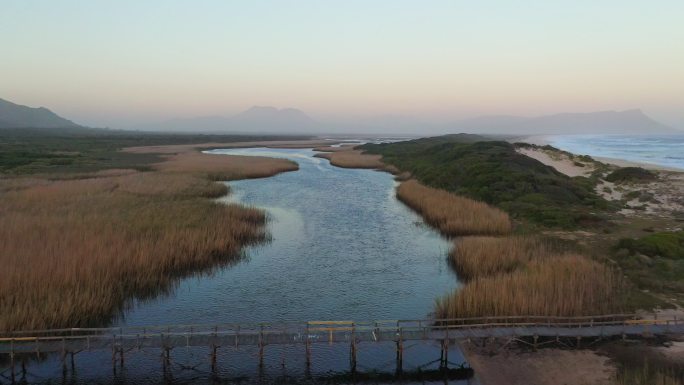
435, 255, 621, 319
155, 151, 298, 180
450, 236, 551, 280
616, 369, 682, 385
397, 180, 512, 237
314, 149, 385, 169
0, 151, 298, 331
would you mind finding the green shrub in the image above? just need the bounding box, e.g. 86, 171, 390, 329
362, 137, 609, 228
616, 231, 684, 260
606, 167, 657, 184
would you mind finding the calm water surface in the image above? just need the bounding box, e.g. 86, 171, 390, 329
120, 148, 457, 324
24, 148, 468, 384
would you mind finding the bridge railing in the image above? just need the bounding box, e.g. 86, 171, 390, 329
1, 313, 680, 342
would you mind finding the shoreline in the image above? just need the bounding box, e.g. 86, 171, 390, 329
516, 135, 684, 172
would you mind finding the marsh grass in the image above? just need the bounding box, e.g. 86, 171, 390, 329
155, 151, 298, 180
314, 149, 386, 169
397, 180, 512, 236
450, 236, 558, 280
0, 150, 297, 331
435, 255, 621, 318
616, 364, 683, 385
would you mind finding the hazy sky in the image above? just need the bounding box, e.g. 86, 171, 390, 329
2, 0, 683, 128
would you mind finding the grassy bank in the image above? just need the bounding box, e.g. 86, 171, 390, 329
436, 254, 621, 318
313, 147, 387, 169
362, 137, 609, 228
0, 132, 300, 331
355, 135, 626, 319
0, 128, 307, 175
397, 180, 511, 236
450, 236, 552, 280
613, 230, 684, 298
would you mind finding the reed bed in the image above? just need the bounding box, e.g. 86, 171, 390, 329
616, 365, 682, 385
155, 151, 298, 180
312, 145, 358, 152
0, 149, 298, 331
435, 255, 621, 319
314, 149, 385, 169
397, 180, 512, 236
0, 173, 267, 331
450, 236, 554, 280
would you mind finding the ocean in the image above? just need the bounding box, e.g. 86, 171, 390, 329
546, 134, 684, 171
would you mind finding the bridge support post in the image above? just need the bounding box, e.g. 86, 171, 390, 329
350, 338, 357, 373
305, 336, 311, 371
163, 347, 171, 373
10, 341, 15, 384
111, 347, 116, 375
440, 338, 449, 369
533, 335, 539, 351
210, 344, 218, 373
258, 325, 265, 369
396, 336, 403, 374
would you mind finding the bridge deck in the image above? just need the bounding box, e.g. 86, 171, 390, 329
1, 315, 682, 354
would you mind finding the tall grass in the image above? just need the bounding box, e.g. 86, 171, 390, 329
0, 150, 298, 331
0, 173, 267, 331
314, 149, 385, 169
435, 255, 621, 318
397, 180, 512, 236
156, 151, 298, 180
450, 236, 554, 280
615, 364, 683, 385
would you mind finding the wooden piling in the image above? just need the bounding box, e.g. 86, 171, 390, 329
350, 338, 357, 373
440, 338, 449, 369
210, 344, 217, 373
258, 325, 265, 369
305, 324, 311, 370
10, 340, 15, 384
396, 330, 404, 374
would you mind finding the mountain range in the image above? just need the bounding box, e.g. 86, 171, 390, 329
0, 97, 680, 135
143, 106, 318, 133
0, 98, 80, 129
448, 109, 677, 136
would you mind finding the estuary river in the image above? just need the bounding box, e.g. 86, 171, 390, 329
28, 148, 467, 384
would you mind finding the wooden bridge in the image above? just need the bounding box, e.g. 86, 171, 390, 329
1, 314, 682, 382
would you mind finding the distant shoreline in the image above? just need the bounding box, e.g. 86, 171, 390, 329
516, 134, 684, 172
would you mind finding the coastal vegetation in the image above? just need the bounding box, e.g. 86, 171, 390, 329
362, 137, 609, 228
606, 167, 658, 184
313, 147, 386, 169
435, 255, 621, 318
397, 180, 512, 236
356, 136, 627, 319
0, 127, 306, 174
0, 131, 300, 331
616, 366, 682, 385
614, 230, 684, 296
450, 236, 554, 280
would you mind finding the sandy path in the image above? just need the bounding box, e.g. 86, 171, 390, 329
463, 344, 615, 385
517, 147, 592, 177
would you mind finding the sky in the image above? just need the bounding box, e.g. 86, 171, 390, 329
1, 0, 683, 128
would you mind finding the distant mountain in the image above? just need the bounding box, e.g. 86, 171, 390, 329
447, 109, 679, 135
147, 106, 319, 133
0, 98, 81, 129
